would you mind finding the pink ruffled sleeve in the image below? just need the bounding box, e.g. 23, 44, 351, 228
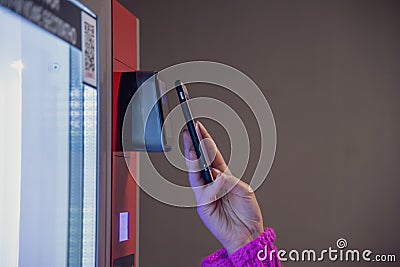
201, 228, 281, 267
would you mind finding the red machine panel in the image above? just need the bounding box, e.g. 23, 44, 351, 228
113, 0, 137, 72
112, 0, 139, 266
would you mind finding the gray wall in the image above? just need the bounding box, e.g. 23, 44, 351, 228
121, 0, 400, 266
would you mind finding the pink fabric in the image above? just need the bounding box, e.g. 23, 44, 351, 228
201, 228, 281, 267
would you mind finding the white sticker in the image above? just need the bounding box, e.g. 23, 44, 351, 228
119, 212, 129, 242
81, 11, 97, 87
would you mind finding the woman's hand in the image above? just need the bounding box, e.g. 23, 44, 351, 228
183, 122, 264, 255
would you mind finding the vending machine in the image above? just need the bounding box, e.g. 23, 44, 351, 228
0, 0, 140, 266
0, 0, 101, 266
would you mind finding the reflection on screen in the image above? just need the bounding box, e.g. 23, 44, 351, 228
0, 4, 97, 267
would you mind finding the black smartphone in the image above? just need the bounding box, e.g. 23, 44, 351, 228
175, 80, 214, 184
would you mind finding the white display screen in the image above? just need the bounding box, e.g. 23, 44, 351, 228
0, 1, 98, 266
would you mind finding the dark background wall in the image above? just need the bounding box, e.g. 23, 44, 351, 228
120, 0, 400, 266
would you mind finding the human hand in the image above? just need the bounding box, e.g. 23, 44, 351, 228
183, 122, 264, 255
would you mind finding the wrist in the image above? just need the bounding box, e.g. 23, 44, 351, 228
225, 237, 253, 255
225, 227, 264, 255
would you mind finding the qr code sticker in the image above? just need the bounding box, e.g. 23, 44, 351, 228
82, 12, 97, 87
84, 21, 95, 73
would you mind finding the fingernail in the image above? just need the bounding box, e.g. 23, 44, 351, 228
248, 185, 254, 193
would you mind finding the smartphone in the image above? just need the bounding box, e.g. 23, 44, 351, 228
175, 80, 214, 184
